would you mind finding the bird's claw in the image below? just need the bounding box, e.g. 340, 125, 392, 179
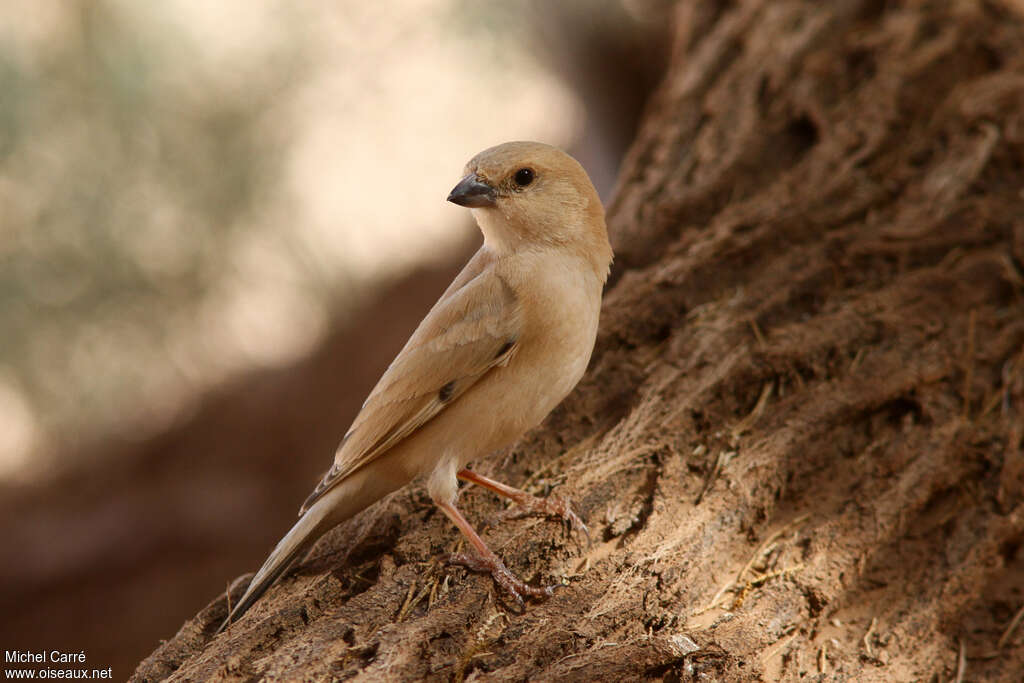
445, 551, 558, 610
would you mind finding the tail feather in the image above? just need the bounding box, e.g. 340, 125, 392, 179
216, 481, 356, 630
217, 500, 332, 632
217, 462, 408, 633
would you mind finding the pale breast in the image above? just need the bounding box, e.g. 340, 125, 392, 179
496, 250, 603, 428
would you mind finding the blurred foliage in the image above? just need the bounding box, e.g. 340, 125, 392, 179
0, 2, 310, 462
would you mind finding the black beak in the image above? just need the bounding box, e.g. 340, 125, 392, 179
447, 174, 497, 208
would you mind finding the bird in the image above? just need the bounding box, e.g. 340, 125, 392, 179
219, 140, 612, 630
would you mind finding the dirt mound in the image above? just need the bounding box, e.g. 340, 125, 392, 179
134, 1, 1024, 679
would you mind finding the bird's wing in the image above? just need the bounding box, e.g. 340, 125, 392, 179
299, 267, 522, 515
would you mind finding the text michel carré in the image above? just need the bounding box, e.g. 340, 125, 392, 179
6, 651, 86, 664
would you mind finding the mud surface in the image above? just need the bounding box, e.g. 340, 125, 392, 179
133, 1, 1024, 680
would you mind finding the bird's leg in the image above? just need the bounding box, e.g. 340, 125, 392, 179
435, 497, 556, 609
457, 468, 589, 545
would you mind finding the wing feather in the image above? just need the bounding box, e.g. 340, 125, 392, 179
299, 267, 521, 514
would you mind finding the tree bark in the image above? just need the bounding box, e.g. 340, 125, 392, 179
135, 1, 1024, 680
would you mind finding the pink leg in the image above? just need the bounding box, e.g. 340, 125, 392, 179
435, 498, 555, 608
457, 469, 589, 543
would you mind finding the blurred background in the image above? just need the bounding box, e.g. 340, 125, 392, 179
0, 0, 668, 675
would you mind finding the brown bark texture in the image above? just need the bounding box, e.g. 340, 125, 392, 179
134, 0, 1024, 680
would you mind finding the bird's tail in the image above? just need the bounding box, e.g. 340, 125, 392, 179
217, 467, 399, 632
217, 496, 333, 632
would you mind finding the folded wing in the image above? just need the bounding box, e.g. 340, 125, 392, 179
299, 269, 522, 515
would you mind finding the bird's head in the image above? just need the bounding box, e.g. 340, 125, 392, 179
447, 141, 612, 281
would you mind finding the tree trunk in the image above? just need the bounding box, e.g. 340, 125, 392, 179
134, 1, 1024, 680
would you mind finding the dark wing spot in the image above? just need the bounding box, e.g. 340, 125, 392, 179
495, 339, 516, 359
439, 381, 456, 403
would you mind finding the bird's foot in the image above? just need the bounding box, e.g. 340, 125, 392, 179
456, 469, 590, 548
445, 551, 559, 610
490, 493, 590, 548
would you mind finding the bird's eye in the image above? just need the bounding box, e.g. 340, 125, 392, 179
513, 168, 534, 187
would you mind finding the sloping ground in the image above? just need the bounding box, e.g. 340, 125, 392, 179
134, 1, 1024, 680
